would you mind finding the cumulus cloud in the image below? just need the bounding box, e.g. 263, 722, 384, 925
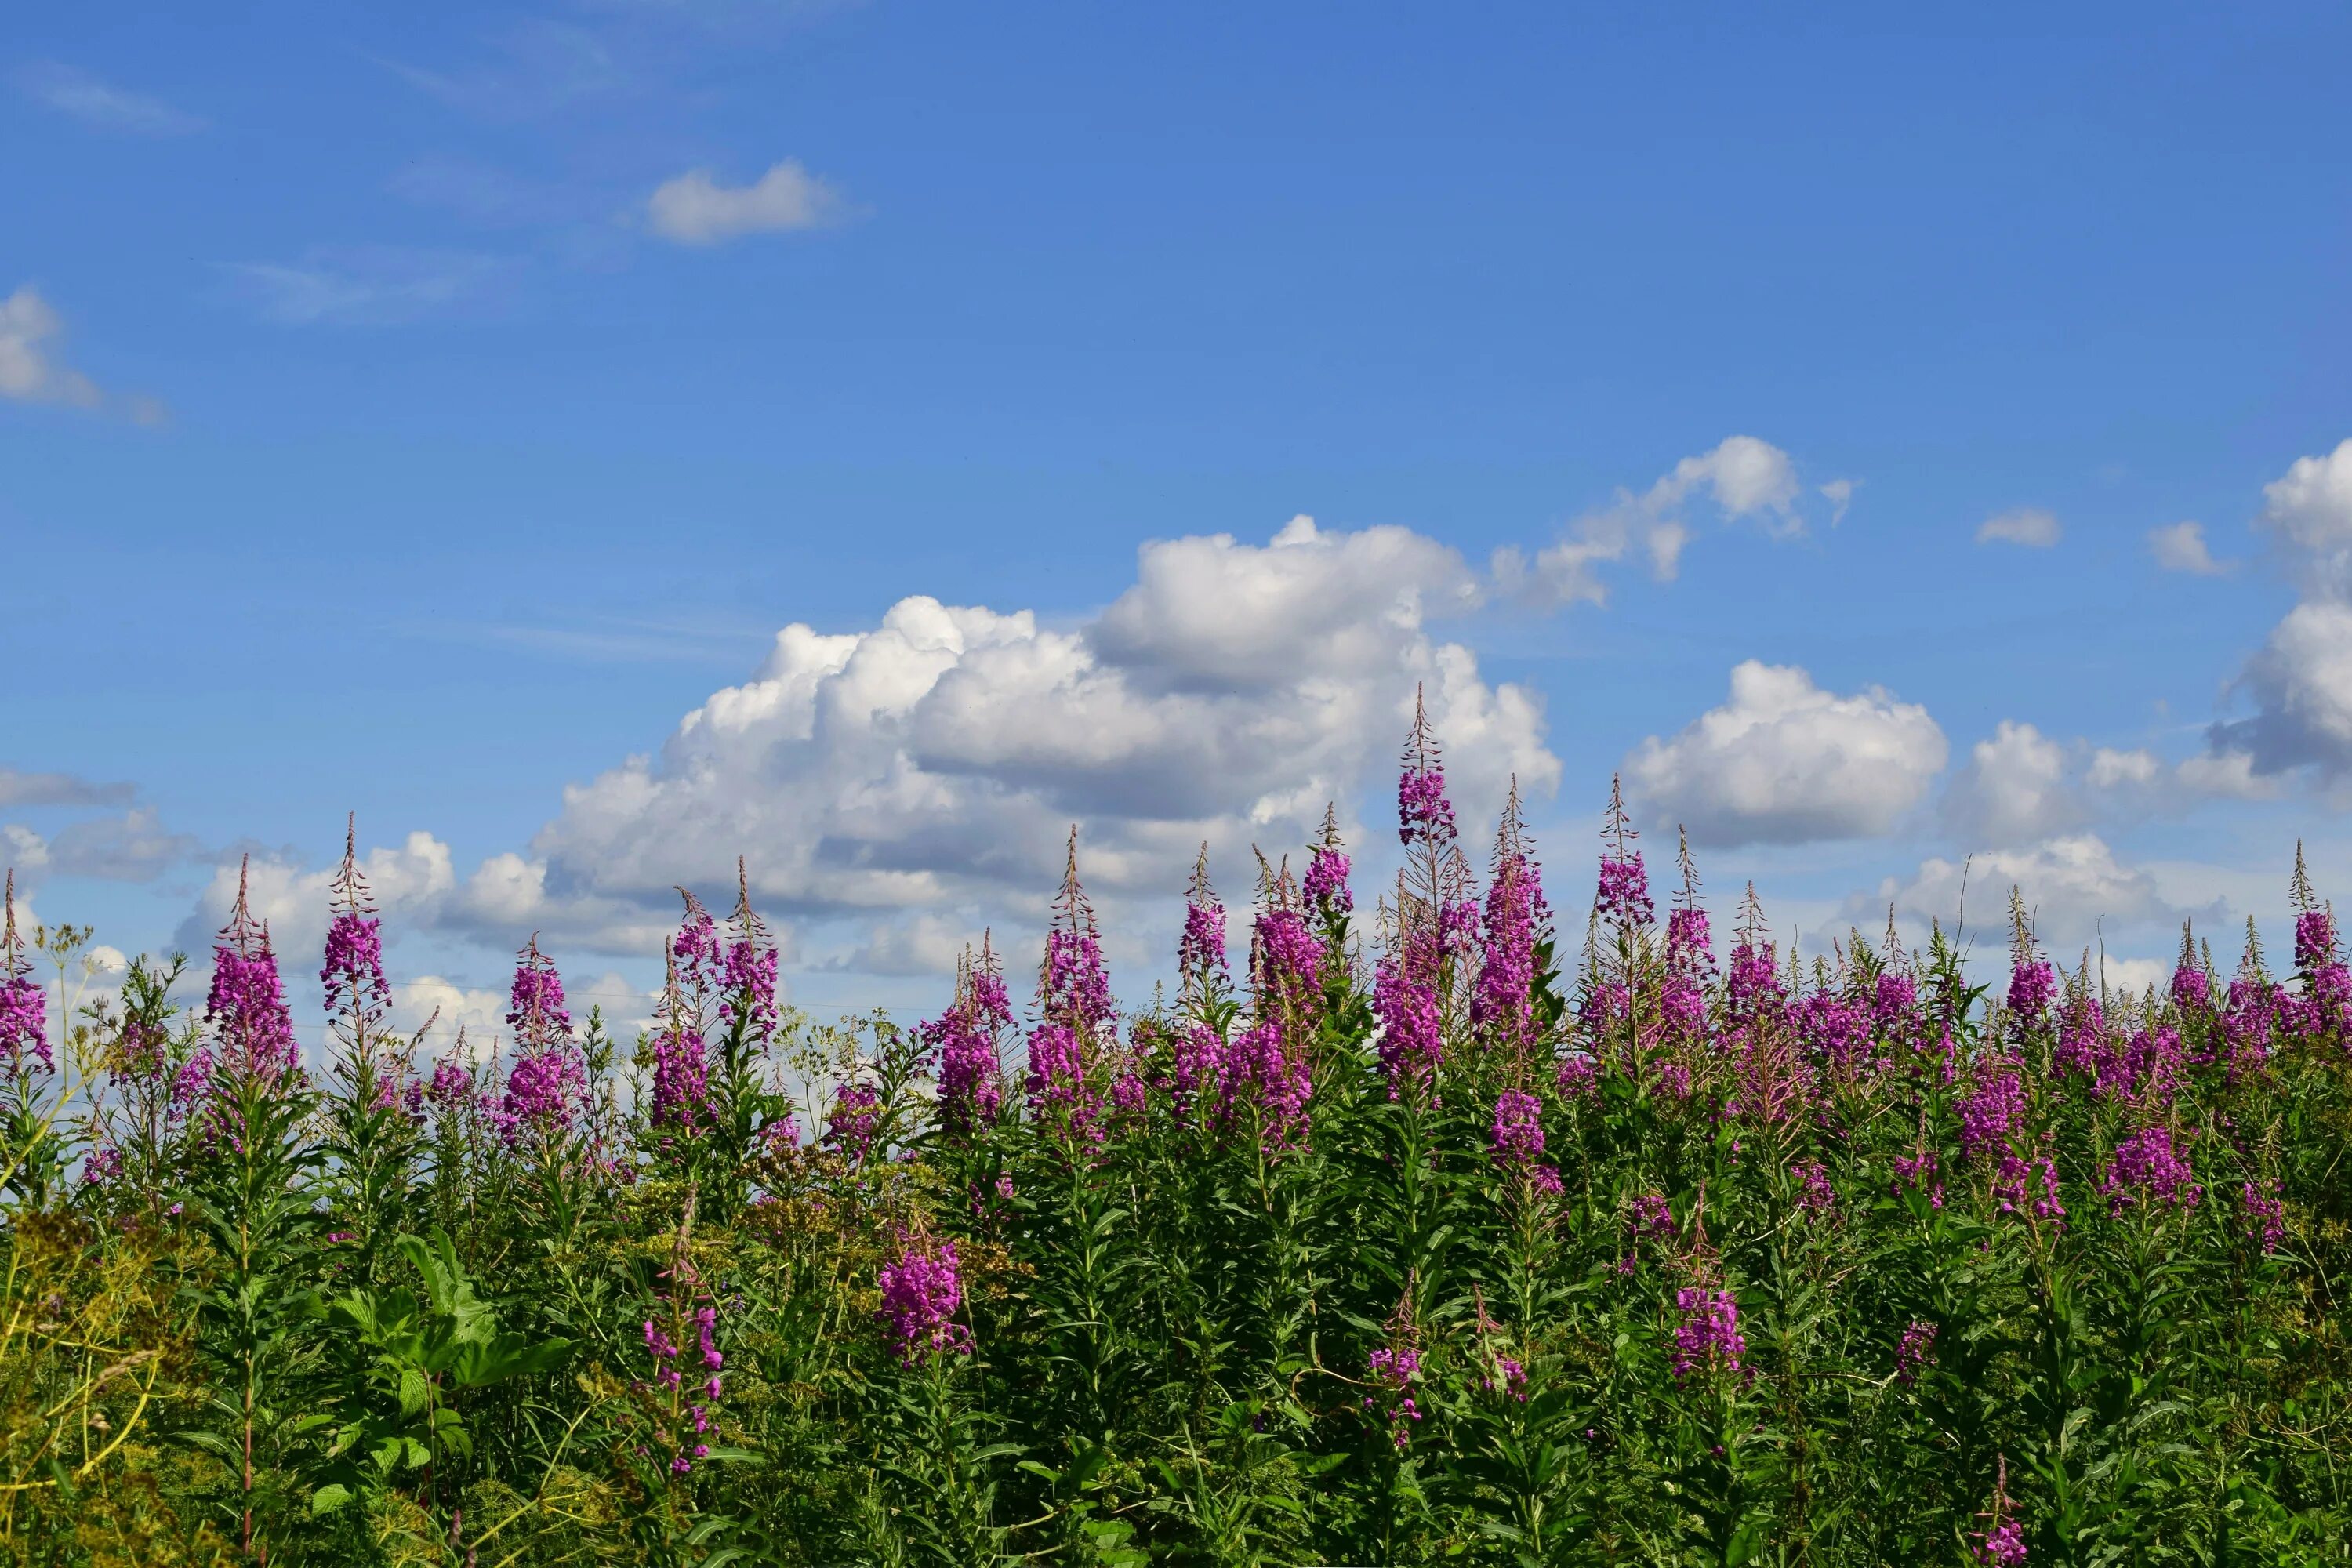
1493, 436, 1814, 607
2257, 437, 2352, 588
178, 833, 459, 960
1944, 720, 2078, 845
169, 517, 1555, 985
532, 517, 1555, 929
1864, 834, 2194, 956
14, 62, 203, 135
648, 161, 847, 245
1623, 660, 1947, 846
1944, 722, 2273, 847
2147, 520, 2229, 576
2211, 440, 2352, 775
1976, 507, 2061, 548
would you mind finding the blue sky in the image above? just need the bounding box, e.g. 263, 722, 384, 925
7, 3, 2352, 1047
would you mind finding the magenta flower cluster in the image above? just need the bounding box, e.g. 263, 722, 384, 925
1671, 1287, 1748, 1383
877, 1239, 972, 1365
2100, 1124, 2201, 1214
1488, 1087, 1544, 1166
1303, 840, 1352, 915
1896, 1320, 1937, 1385
1972, 1520, 2028, 1566
1364, 1343, 1425, 1449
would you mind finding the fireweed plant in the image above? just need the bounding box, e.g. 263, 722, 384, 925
2, 705, 2350, 1565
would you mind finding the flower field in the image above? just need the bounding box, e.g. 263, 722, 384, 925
2, 706, 2348, 1566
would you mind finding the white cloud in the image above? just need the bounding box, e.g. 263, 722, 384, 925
1867, 834, 2190, 956
0, 286, 102, 410
1945, 720, 2078, 846
2259, 437, 2352, 587
1944, 722, 2273, 845
392, 975, 510, 1047
2086, 746, 2161, 789
14, 62, 203, 135
1494, 436, 1813, 607
648, 161, 847, 245
2147, 519, 2229, 576
179, 832, 459, 966
2221, 599, 2352, 774
2173, 749, 2276, 800
822, 913, 975, 978
1820, 477, 1857, 524
529, 517, 1556, 927
2101, 956, 2172, 997
2211, 439, 2352, 777
1624, 660, 1947, 846
1976, 507, 2061, 548
164, 517, 1555, 985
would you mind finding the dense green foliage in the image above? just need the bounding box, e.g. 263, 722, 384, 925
2, 762, 2348, 1566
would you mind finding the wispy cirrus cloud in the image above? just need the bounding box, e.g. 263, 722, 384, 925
223, 248, 514, 326
14, 61, 204, 135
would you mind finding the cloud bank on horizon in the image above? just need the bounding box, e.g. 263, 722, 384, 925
9, 430, 2345, 1041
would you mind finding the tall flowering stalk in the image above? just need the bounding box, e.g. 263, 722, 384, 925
496, 935, 583, 1149
2005, 890, 2056, 1034
1305, 803, 1355, 934
206, 857, 300, 1087
1473, 780, 1549, 1065
320, 816, 393, 1069
1179, 845, 1229, 1007
1970, 1455, 2028, 1564
317, 819, 430, 1282
0, 871, 47, 1085
1026, 830, 1113, 1146
648, 939, 714, 1152
924, 936, 1011, 1138
1376, 690, 1470, 1097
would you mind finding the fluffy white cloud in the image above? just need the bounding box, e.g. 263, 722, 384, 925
532, 517, 1556, 929
1867, 834, 2188, 956
1976, 507, 2061, 548
2259, 437, 2352, 588
648, 161, 846, 245
180, 517, 1556, 987
390, 970, 657, 1056
2147, 520, 2229, 576
1945, 723, 2272, 845
1624, 661, 1947, 845
1944, 720, 2078, 845
2223, 600, 2352, 773
179, 832, 460, 965
0, 286, 101, 410
1494, 436, 1813, 606
2212, 439, 2352, 775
